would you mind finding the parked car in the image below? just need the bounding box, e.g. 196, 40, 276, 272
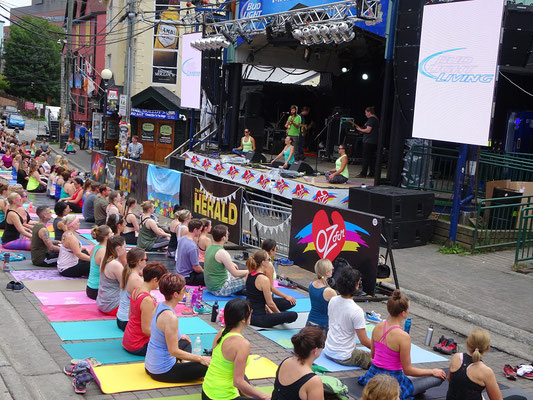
7, 113, 25, 130
1, 106, 18, 120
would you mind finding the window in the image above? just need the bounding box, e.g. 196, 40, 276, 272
78, 96, 86, 114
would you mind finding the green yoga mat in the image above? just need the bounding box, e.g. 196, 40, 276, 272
52, 317, 218, 341
147, 386, 274, 400
62, 334, 217, 364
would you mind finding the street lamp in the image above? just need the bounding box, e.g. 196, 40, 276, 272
101, 69, 113, 150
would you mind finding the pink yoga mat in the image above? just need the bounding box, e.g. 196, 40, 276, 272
35, 291, 95, 305
77, 229, 93, 234
11, 270, 82, 281
41, 304, 114, 322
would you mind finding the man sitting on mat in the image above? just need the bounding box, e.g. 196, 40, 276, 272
31, 206, 60, 268
204, 224, 248, 297
175, 219, 204, 286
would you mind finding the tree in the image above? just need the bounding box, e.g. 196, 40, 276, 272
3, 16, 63, 104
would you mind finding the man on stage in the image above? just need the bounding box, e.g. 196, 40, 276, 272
285, 105, 301, 159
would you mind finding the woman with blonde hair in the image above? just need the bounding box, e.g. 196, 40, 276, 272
1, 192, 32, 250
116, 247, 147, 331
362, 375, 400, 400
306, 258, 337, 332
57, 215, 91, 277
167, 208, 191, 258
27, 160, 47, 193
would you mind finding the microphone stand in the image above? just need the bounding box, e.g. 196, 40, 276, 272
313, 113, 338, 174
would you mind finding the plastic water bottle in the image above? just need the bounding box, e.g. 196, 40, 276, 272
198, 287, 203, 303
218, 308, 225, 326
404, 318, 412, 334
3, 253, 10, 272
185, 289, 192, 308
211, 301, 219, 322
190, 288, 198, 308
193, 336, 202, 355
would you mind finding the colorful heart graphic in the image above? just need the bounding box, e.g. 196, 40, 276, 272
312, 210, 346, 261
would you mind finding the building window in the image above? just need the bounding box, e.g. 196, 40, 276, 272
78, 96, 86, 114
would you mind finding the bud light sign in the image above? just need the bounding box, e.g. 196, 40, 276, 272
240, 0, 262, 18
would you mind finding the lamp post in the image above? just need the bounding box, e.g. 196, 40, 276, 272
101, 68, 113, 150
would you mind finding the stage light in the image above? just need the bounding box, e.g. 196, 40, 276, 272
328, 24, 344, 44
220, 28, 235, 44
302, 27, 313, 45
319, 25, 333, 44
362, 73, 369, 80
292, 28, 304, 41
341, 67, 349, 73
309, 26, 323, 44
338, 22, 355, 42
236, 27, 252, 44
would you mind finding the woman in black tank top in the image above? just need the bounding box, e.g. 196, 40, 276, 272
272, 327, 325, 400
1, 193, 32, 250
121, 198, 139, 245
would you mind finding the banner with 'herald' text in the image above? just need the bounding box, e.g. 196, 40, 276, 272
181, 175, 243, 244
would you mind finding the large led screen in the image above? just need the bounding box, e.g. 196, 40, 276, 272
180, 32, 202, 109
412, 0, 505, 146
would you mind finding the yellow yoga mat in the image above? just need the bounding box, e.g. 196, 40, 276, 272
93, 355, 278, 394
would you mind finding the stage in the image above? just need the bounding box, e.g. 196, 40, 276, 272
183, 150, 372, 209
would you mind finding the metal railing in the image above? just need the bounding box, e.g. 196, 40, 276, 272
515, 206, 533, 264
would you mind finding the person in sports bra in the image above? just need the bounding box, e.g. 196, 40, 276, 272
306, 259, 336, 333
197, 218, 212, 266
121, 198, 139, 245
57, 215, 91, 277
1, 192, 32, 250
358, 290, 446, 399
59, 177, 84, 213
0, 183, 9, 229
446, 328, 526, 400
232, 128, 256, 157
86, 225, 112, 300
272, 326, 325, 400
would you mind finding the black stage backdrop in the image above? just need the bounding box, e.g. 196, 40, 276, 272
115, 157, 148, 203
289, 199, 382, 295
181, 174, 243, 244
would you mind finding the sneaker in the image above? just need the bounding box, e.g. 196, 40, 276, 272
522, 370, 533, 380
504, 364, 517, 380
433, 336, 448, 352
365, 311, 383, 323
277, 276, 297, 288
12, 282, 24, 292
72, 372, 93, 394
6, 281, 15, 290
277, 258, 294, 266
440, 338, 458, 355
64, 360, 91, 377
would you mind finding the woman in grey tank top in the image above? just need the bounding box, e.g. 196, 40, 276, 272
96, 236, 126, 315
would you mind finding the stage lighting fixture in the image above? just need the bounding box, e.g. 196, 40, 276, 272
319, 25, 333, 44
362, 73, 369, 80
236, 27, 252, 44
338, 22, 355, 42
292, 28, 304, 41
302, 27, 314, 45
220, 28, 235, 44
328, 24, 344, 44
341, 67, 349, 73
309, 26, 323, 44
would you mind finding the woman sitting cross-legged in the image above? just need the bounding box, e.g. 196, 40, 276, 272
96, 236, 126, 316
145, 273, 210, 383
26, 160, 47, 193
53, 201, 71, 242
57, 215, 91, 277
262, 239, 296, 312
246, 250, 298, 328
202, 298, 271, 400
58, 177, 84, 213
122, 262, 168, 356
306, 259, 337, 333
86, 225, 112, 300
116, 247, 147, 331
1, 192, 32, 250
137, 201, 171, 251
121, 197, 139, 245
358, 290, 446, 400
272, 326, 325, 400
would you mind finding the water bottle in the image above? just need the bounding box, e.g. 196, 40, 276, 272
193, 336, 202, 355
185, 289, 192, 308
191, 288, 198, 308
425, 325, 434, 346
3, 253, 10, 273
198, 287, 203, 303
404, 318, 412, 334
211, 301, 219, 322
218, 308, 225, 326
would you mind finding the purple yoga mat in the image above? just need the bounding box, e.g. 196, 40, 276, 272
34, 291, 95, 305
10, 270, 82, 281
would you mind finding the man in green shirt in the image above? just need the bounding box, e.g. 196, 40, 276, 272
204, 225, 248, 297
31, 206, 60, 267
285, 105, 301, 159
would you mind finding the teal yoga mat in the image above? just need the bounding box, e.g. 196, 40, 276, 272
61, 334, 217, 364
52, 317, 218, 341
275, 287, 308, 299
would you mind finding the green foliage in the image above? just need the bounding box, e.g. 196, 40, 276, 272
3, 17, 63, 104
0, 73, 10, 92
438, 244, 470, 255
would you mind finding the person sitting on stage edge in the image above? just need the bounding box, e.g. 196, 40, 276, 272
31, 206, 60, 268
271, 136, 295, 169
358, 290, 446, 399
57, 215, 91, 277
137, 201, 171, 251
323, 266, 372, 369
53, 201, 71, 242
145, 273, 210, 383
94, 184, 110, 226
116, 247, 147, 331
202, 298, 271, 400
96, 236, 126, 316
82, 181, 99, 223
272, 326, 325, 400
122, 197, 139, 245
122, 262, 168, 356
362, 375, 400, 400
204, 224, 248, 297
306, 259, 337, 333
261, 239, 296, 311
59, 177, 84, 213
326, 145, 349, 184
86, 225, 112, 300
176, 219, 204, 286
232, 128, 256, 157
1, 193, 32, 250
246, 250, 298, 328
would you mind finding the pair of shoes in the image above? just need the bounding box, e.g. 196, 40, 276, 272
277, 276, 297, 288
6, 281, 24, 291
433, 336, 458, 355
504, 364, 517, 380
517, 364, 533, 379
72, 372, 93, 394
366, 311, 383, 323
6, 281, 15, 290
277, 258, 294, 266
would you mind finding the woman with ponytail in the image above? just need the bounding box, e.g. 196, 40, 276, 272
358, 289, 446, 399
86, 225, 112, 300
261, 239, 296, 311
116, 248, 147, 331
122, 198, 139, 245
107, 213, 125, 236
272, 326, 325, 400
96, 236, 126, 316
306, 259, 336, 332
202, 298, 271, 400
56, 215, 90, 277
245, 250, 298, 328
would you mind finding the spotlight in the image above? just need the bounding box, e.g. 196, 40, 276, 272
341, 67, 349, 73
362, 73, 369, 80
309, 26, 323, 44
328, 24, 344, 44
302, 27, 313, 45
319, 25, 333, 44
236, 27, 252, 44
292, 29, 304, 41
220, 28, 235, 44
338, 22, 355, 42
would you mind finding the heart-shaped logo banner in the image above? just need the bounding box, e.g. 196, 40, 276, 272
312, 210, 346, 260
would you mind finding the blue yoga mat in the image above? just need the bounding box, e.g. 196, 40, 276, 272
62, 334, 218, 364
202, 292, 243, 302
53, 317, 218, 341
206, 297, 312, 313
80, 234, 97, 243
275, 287, 308, 299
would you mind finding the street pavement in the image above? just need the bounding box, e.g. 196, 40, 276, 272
4, 119, 532, 398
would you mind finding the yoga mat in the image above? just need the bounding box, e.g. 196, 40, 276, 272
80, 234, 97, 243
147, 386, 274, 400
8, 257, 44, 271
207, 297, 311, 313
35, 291, 95, 305
202, 291, 243, 302
313, 351, 364, 372
275, 287, 308, 299
52, 317, 217, 340
92, 355, 277, 394
24, 279, 88, 293
11, 269, 82, 281
41, 304, 114, 322
250, 312, 309, 331
61, 334, 217, 365
77, 229, 93, 234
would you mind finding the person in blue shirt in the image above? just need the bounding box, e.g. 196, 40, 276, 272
79, 123, 87, 150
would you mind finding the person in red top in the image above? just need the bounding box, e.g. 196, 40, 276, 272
59, 177, 84, 213
122, 262, 168, 356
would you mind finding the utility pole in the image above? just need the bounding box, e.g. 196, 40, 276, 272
123, 0, 135, 123
63, 0, 74, 137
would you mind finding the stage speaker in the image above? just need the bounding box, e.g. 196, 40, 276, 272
385, 219, 434, 249
348, 186, 434, 221
245, 92, 263, 117
168, 156, 186, 172
289, 161, 315, 176
246, 151, 267, 164
500, 5, 533, 67
238, 116, 264, 154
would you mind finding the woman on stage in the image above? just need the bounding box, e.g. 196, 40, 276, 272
232, 128, 256, 156
271, 136, 295, 169
326, 145, 349, 184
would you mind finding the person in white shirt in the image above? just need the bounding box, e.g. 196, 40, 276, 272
127, 136, 143, 161
323, 266, 372, 369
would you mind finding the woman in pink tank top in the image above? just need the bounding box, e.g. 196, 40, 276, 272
358, 290, 446, 400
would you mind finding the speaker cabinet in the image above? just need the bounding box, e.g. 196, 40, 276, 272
245, 92, 263, 117
385, 219, 434, 249
246, 151, 267, 164
169, 156, 186, 172
289, 161, 315, 176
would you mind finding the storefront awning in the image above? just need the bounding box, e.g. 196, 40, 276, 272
131, 86, 182, 111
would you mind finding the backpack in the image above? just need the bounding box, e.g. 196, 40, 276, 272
320, 375, 349, 400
